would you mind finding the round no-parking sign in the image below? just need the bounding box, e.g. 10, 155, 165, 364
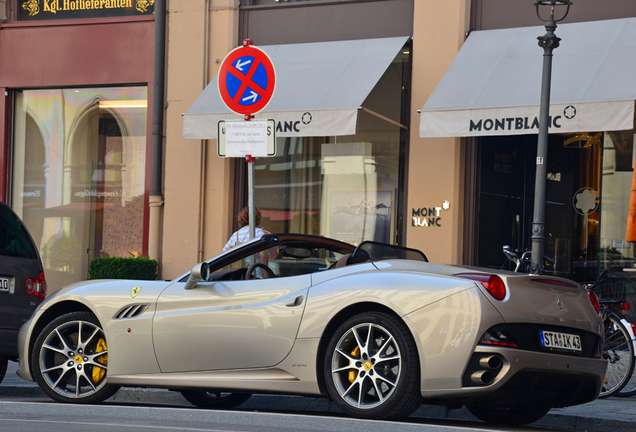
217, 41, 276, 116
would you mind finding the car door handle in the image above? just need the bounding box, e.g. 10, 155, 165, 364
286, 295, 304, 307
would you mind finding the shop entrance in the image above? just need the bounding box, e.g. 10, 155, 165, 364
476, 131, 634, 285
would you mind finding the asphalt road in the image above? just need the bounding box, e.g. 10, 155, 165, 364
0, 399, 553, 432
2, 361, 636, 432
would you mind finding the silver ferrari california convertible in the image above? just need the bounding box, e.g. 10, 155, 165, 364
17, 233, 606, 425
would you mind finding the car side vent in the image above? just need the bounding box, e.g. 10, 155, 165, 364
114, 304, 149, 319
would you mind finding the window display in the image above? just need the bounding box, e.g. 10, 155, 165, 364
12, 87, 147, 292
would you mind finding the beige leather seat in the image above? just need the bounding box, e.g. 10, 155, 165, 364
334, 254, 352, 269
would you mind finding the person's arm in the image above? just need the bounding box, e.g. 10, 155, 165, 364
259, 250, 269, 265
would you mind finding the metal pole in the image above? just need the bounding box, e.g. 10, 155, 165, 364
149, 0, 166, 264
247, 155, 256, 264
531, 3, 565, 274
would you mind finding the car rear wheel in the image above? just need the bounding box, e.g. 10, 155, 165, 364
467, 405, 550, 425
181, 390, 251, 408
31, 311, 120, 403
324, 312, 421, 420
0, 356, 7, 385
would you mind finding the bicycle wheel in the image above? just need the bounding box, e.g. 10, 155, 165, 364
617, 368, 636, 397
599, 313, 635, 398
617, 321, 636, 397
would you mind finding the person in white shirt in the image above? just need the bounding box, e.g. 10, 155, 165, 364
223, 207, 275, 264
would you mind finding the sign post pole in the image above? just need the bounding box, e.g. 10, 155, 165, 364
243, 39, 257, 254
246, 153, 256, 264
217, 38, 277, 259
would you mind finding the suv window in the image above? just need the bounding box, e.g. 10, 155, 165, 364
0, 206, 38, 259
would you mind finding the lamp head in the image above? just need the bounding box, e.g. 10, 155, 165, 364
535, 0, 572, 23
535, 0, 571, 5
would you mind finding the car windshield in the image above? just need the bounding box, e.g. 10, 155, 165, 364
0, 206, 38, 259
216, 235, 354, 276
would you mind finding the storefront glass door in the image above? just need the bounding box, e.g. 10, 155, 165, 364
476, 130, 634, 284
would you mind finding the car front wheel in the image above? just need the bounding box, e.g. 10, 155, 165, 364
323, 312, 421, 420
31, 311, 119, 403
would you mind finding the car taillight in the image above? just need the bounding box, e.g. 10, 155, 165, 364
25, 271, 47, 301
479, 325, 518, 348
458, 274, 507, 300
38, 271, 47, 300
587, 290, 600, 314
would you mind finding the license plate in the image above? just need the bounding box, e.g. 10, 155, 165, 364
0, 276, 11, 293
540, 330, 582, 352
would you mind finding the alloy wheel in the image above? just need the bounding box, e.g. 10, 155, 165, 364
330, 322, 402, 409
37, 318, 110, 399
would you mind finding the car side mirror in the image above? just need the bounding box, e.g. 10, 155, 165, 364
184, 262, 209, 290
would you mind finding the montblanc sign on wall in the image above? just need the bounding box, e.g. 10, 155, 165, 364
412, 201, 451, 228
20, 0, 154, 21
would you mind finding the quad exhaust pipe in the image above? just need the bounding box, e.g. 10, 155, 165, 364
470, 370, 495, 385
470, 355, 503, 385
479, 355, 502, 370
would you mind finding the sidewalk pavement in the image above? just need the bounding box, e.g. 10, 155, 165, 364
2, 360, 636, 431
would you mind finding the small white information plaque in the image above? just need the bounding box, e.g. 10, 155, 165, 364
217, 119, 276, 157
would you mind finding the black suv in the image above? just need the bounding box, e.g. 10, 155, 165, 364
0, 201, 46, 384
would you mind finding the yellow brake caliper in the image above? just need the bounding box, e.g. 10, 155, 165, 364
91, 338, 108, 384
348, 345, 360, 383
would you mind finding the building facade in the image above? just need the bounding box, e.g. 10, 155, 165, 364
0, 0, 154, 291
451, 1, 636, 288
171, 0, 636, 290
1, 0, 635, 303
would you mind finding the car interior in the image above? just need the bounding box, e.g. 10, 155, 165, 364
197, 236, 428, 282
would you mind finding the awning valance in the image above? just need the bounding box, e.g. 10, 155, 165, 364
419, 17, 636, 138
183, 36, 409, 139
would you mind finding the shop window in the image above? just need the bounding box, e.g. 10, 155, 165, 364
12, 87, 147, 292
252, 53, 408, 246
600, 131, 635, 271
476, 129, 636, 290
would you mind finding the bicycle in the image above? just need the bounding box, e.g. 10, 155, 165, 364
585, 271, 636, 398
502, 245, 534, 273
502, 245, 554, 274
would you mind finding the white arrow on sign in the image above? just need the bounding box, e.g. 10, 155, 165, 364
235, 59, 252, 71
242, 91, 259, 103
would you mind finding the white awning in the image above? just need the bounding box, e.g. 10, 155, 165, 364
420, 17, 636, 138
184, 36, 409, 139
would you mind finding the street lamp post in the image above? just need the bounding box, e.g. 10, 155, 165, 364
530, 0, 572, 274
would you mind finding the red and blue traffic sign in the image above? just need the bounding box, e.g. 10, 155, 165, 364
217, 41, 276, 116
